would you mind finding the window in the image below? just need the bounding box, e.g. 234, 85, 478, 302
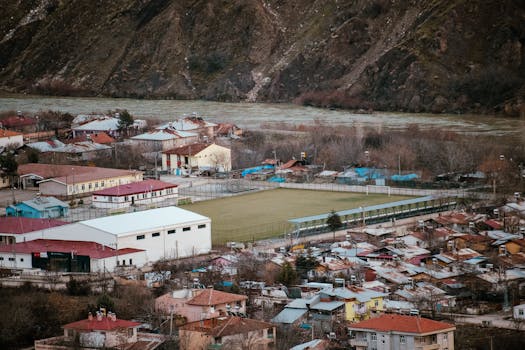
371, 333, 377, 341
95, 182, 99, 188
122, 260, 125, 266
519, 309, 524, 316
152, 232, 160, 238
400, 335, 406, 344
183, 227, 191, 232
129, 259, 133, 265
374, 299, 379, 307
101, 181, 105, 187
136, 235, 145, 240
168, 229, 176, 234
198, 224, 206, 229
20, 258, 24, 262
0, 257, 4, 261
88, 183, 92, 189
81, 184, 85, 190
8, 257, 15, 261
125, 196, 129, 201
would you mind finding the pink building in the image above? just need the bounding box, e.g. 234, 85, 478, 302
155, 288, 248, 323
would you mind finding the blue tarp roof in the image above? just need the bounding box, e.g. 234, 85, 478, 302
241, 165, 274, 177
391, 173, 419, 181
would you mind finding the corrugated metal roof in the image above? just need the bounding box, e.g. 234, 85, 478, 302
289, 196, 437, 224
271, 308, 308, 324
18, 196, 69, 211
72, 117, 120, 131
131, 129, 198, 141
309, 300, 345, 311
27, 140, 65, 152
80, 206, 210, 236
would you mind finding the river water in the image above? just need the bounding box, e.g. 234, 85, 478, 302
0, 93, 523, 138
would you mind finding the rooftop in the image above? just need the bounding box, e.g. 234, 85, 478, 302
348, 314, 455, 335
186, 288, 247, 306
18, 163, 142, 184
93, 179, 178, 196
162, 143, 211, 155
63, 315, 141, 331
0, 129, 23, 137
0, 217, 68, 234
12, 196, 69, 211
80, 206, 209, 236
0, 239, 143, 258
131, 129, 198, 141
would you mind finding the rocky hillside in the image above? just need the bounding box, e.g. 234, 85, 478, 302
1, 0, 524, 115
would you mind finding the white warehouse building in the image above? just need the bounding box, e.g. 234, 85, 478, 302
21, 206, 212, 266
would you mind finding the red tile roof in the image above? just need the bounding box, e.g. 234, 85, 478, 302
163, 143, 210, 155
0, 129, 23, 137
0, 217, 68, 234
180, 316, 273, 337
0, 115, 36, 127
63, 316, 140, 331
93, 179, 178, 196
348, 314, 455, 335
186, 289, 247, 306
0, 239, 143, 259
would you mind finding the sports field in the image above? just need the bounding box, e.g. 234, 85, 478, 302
181, 188, 413, 245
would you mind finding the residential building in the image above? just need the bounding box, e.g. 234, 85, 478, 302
320, 286, 388, 322
130, 129, 199, 152
162, 142, 231, 175
0, 217, 68, 245
41, 141, 112, 162
155, 288, 248, 323
348, 314, 455, 350
91, 179, 178, 208
71, 116, 145, 138
21, 206, 212, 263
66, 131, 116, 144
0, 129, 24, 149
179, 316, 275, 350
156, 115, 217, 140
0, 239, 145, 272
35, 312, 164, 349
6, 195, 69, 218
18, 163, 143, 197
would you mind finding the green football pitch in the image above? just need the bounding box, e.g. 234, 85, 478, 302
181, 188, 412, 245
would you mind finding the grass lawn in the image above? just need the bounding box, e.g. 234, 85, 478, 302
181, 188, 413, 245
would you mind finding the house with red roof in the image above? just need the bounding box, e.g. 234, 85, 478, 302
179, 316, 275, 350
161, 142, 231, 175
35, 312, 164, 349
0, 217, 68, 245
348, 314, 455, 350
91, 179, 178, 209
0, 238, 146, 272
155, 288, 248, 323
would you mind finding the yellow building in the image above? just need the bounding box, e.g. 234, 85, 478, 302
319, 286, 387, 322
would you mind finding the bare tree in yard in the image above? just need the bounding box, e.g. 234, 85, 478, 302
327, 210, 343, 241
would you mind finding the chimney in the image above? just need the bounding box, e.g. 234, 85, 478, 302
88, 312, 93, 321
96, 311, 102, 321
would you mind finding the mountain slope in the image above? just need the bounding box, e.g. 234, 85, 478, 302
1, 0, 524, 115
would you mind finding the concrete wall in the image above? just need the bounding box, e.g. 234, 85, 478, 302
91, 188, 178, 209
0, 252, 32, 268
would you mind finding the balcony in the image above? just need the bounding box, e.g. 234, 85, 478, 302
349, 339, 368, 347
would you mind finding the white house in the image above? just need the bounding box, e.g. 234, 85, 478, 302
91, 179, 178, 209
162, 143, 231, 175
156, 115, 217, 140
21, 206, 212, 264
348, 314, 455, 350
514, 303, 525, 320
0, 129, 24, 149
130, 129, 199, 152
